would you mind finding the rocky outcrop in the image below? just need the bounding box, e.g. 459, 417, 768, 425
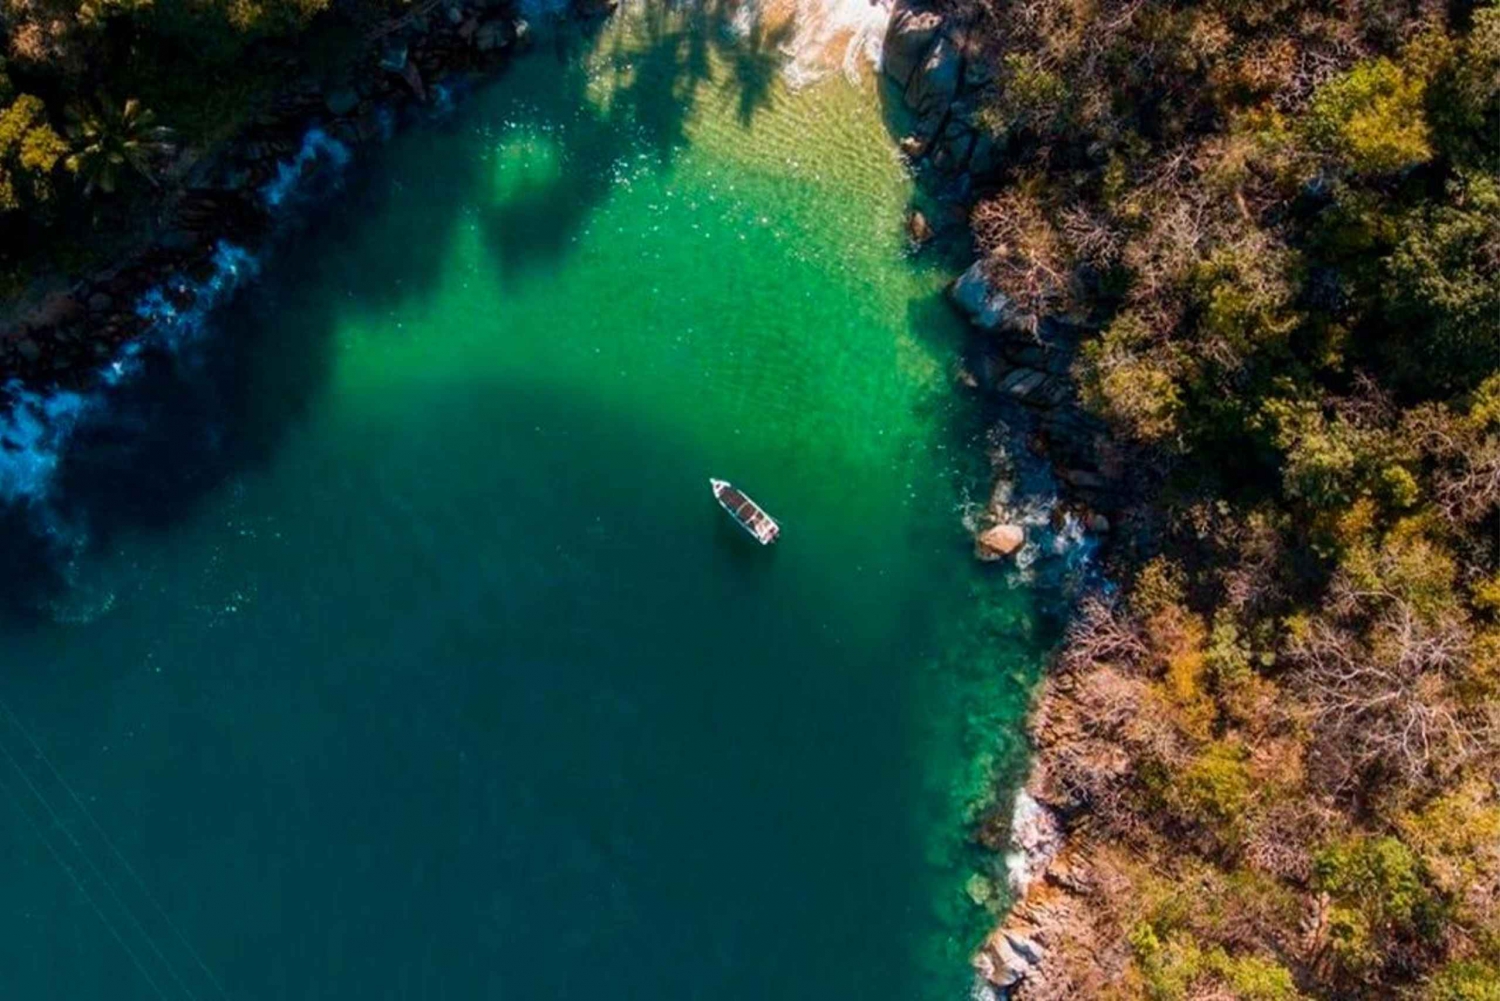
882, 0, 1000, 181
975, 522, 1026, 560
887, 4, 1119, 514
952, 264, 1118, 511
968, 672, 1146, 1000
888, 8, 1137, 998
951, 260, 1033, 334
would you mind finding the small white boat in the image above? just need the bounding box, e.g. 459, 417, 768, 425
710, 478, 780, 545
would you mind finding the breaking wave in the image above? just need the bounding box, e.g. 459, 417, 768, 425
262, 127, 352, 208
961, 421, 1101, 593
0, 120, 348, 573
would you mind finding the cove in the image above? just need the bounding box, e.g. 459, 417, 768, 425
0, 8, 1049, 998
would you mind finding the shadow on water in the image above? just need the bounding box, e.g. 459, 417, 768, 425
0, 0, 802, 623
475, 0, 795, 286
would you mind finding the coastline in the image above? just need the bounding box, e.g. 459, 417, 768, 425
0, 0, 609, 395
881, 2, 1128, 995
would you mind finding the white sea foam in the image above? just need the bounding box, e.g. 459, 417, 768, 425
2, 117, 337, 520
0, 239, 258, 526
715, 0, 890, 87
135, 241, 260, 352
262, 127, 352, 208
0, 384, 93, 507
781, 0, 890, 87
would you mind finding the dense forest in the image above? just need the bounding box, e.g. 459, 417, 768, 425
956, 0, 1500, 997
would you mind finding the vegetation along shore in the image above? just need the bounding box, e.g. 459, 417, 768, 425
2, 0, 1498, 997
887, 0, 1500, 996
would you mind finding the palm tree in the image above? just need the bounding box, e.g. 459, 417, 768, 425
65, 96, 175, 196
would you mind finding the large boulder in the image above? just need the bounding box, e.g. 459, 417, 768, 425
951, 260, 1035, 334
904, 34, 962, 121
883, 5, 945, 90
975, 523, 1025, 560
974, 929, 1046, 990
474, 19, 511, 51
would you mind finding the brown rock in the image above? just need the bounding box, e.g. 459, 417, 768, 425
906, 208, 933, 246
975, 523, 1025, 561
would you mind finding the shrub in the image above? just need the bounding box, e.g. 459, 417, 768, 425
1166, 740, 1254, 847
0, 92, 67, 211
1313, 835, 1447, 975
1306, 57, 1433, 175
1423, 960, 1500, 1001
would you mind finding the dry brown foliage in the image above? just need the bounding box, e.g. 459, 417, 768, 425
1290, 583, 1494, 794
971, 182, 1078, 326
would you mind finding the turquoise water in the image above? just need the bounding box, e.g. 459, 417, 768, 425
0, 11, 1048, 998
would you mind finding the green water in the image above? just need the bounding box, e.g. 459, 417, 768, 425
0, 11, 1046, 998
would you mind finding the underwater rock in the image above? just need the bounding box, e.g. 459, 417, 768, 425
379, 40, 409, 73
474, 19, 510, 51
325, 87, 360, 116
906, 208, 933, 246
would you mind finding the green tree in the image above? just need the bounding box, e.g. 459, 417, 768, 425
1383, 172, 1500, 390
0, 92, 68, 212
64, 96, 174, 196
1423, 960, 1500, 1001
1306, 56, 1433, 175
1313, 835, 1448, 976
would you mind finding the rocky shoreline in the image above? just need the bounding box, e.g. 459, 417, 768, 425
884, 2, 1127, 997
0, 0, 620, 395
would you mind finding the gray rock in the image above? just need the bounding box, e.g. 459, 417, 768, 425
974, 925, 1048, 990
1060, 468, 1106, 490
474, 19, 509, 51
997, 367, 1050, 401
87, 292, 113, 312
379, 41, 408, 73
882, 6, 945, 90
325, 87, 360, 117
967, 129, 1003, 176
950, 260, 1035, 334
904, 34, 962, 120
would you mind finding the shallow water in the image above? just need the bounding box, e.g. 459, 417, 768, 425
0, 10, 1048, 998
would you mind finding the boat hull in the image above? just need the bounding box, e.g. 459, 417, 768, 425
710, 479, 780, 545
